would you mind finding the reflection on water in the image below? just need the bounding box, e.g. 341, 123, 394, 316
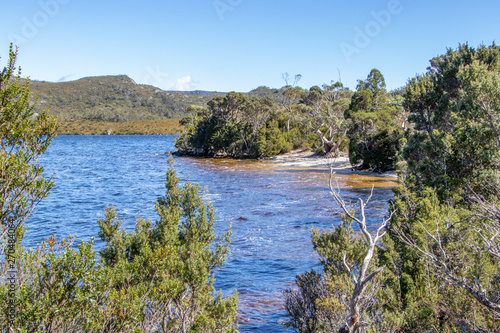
27, 136, 397, 332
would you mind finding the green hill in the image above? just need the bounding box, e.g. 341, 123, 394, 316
28, 75, 220, 122
26, 75, 284, 124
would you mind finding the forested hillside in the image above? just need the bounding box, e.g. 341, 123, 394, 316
28, 75, 218, 121
28, 75, 284, 125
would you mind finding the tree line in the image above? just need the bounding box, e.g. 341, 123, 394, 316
175, 68, 406, 172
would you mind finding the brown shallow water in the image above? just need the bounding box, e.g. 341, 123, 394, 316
177, 156, 397, 331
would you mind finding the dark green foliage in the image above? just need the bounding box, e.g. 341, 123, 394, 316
175, 91, 309, 158
284, 44, 500, 332
346, 69, 406, 171
253, 116, 301, 157
282, 270, 327, 333
177, 92, 249, 156
403, 43, 500, 200
176, 80, 354, 159
384, 185, 500, 331
383, 43, 500, 331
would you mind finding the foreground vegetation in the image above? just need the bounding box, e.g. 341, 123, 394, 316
1, 41, 499, 332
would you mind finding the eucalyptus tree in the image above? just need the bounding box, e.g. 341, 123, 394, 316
279, 73, 304, 132
345, 69, 405, 170
300, 82, 352, 156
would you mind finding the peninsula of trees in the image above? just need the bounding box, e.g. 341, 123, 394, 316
175, 69, 405, 171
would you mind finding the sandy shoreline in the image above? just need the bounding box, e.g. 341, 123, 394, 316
266, 149, 397, 178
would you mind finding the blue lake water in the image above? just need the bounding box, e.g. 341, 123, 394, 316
26, 135, 395, 332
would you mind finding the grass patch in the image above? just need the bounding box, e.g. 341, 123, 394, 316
57, 119, 184, 135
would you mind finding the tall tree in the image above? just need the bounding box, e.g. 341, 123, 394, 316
403, 43, 500, 200
279, 73, 304, 132
0, 44, 58, 232
345, 69, 405, 171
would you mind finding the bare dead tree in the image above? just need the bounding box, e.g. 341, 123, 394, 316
316, 125, 348, 157
328, 167, 395, 333
280, 72, 303, 132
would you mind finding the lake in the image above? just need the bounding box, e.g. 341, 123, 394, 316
27, 135, 396, 332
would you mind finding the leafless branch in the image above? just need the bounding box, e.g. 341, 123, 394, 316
329, 166, 394, 332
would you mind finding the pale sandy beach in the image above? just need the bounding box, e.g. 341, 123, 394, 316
267, 149, 397, 178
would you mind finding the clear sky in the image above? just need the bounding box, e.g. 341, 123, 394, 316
0, 0, 498, 92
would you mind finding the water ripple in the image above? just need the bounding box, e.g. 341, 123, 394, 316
26, 135, 395, 332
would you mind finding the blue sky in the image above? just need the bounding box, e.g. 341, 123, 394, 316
1, 0, 498, 92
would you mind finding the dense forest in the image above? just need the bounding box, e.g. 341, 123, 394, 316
175, 69, 405, 171
281, 43, 500, 332
1, 42, 499, 332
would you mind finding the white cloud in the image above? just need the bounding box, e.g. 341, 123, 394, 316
171, 75, 194, 91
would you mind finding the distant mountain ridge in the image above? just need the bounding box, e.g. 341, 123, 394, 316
27, 75, 281, 122
164, 90, 223, 96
